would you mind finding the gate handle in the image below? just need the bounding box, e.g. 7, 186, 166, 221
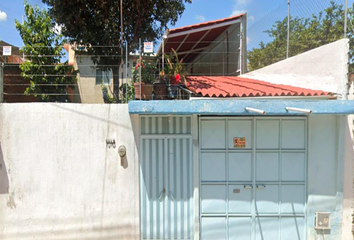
158, 188, 166, 202
244, 185, 253, 189
256, 185, 266, 189
170, 191, 175, 201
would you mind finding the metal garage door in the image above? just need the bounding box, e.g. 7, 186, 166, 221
200, 117, 306, 240
140, 116, 194, 240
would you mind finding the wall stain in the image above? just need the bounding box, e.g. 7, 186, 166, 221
7, 192, 16, 209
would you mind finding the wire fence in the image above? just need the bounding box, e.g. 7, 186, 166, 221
247, 0, 348, 59
0, 0, 351, 103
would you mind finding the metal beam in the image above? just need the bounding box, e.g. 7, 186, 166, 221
0, 63, 3, 103
173, 47, 210, 56
175, 34, 190, 53
182, 29, 211, 60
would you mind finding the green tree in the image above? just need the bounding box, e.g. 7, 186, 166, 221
42, 0, 192, 102
248, 1, 354, 72
15, 1, 76, 102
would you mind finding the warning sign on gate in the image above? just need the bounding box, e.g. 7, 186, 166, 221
2, 46, 11, 56
234, 137, 246, 148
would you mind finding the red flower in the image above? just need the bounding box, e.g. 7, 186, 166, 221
135, 63, 140, 70
175, 74, 181, 83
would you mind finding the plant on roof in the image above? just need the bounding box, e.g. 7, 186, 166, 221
132, 57, 157, 85
164, 48, 188, 86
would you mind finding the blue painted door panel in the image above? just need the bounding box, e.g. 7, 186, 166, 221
200, 117, 307, 240
141, 137, 193, 240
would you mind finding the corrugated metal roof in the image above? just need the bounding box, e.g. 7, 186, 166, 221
186, 76, 333, 97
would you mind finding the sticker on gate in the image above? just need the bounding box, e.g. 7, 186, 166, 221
234, 137, 246, 148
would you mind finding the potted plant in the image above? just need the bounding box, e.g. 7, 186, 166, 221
164, 49, 188, 99
133, 57, 156, 100
153, 71, 167, 100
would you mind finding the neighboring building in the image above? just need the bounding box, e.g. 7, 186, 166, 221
0, 41, 39, 102
0, 41, 25, 64
65, 44, 152, 103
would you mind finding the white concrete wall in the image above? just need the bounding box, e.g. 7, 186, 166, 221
243, 39, 349, 95
307, 115, 353, 240
0, 103, 140, 240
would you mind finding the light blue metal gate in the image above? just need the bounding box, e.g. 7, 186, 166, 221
140, 116, 194, 240
200, 117, 307, 240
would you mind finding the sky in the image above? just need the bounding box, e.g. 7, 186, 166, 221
0, 0, 351, 51
0, 0, 286, 49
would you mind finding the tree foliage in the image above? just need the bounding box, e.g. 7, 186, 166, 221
42, 0, 192, 101
248, 1, 354, 72
15, 1, 76, 102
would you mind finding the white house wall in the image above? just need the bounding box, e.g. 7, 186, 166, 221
0, 103, 140, 240
307, 115, 353, 240
74, 57, 133, 104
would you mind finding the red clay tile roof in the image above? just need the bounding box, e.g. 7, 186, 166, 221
168, 14, 244, 34
186, 76, 332, 97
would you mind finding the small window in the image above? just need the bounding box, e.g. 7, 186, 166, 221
96, 69, 111, 85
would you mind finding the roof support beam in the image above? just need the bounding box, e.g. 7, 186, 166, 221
183, 29, 211, 60
175, 34, 190, 53
186, 24, 240, 69
173, 47, 210, 56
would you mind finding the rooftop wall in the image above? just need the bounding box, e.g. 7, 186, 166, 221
243, 39, 349, 96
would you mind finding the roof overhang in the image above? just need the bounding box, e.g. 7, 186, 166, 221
157, 14, 244, 63
128, 100, 354, 115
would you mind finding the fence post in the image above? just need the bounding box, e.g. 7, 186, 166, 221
139, 38, 142, 101
344, 0, 348, 37
0, 63, 3, 103
125, 41, 128, 103
286, 0, 290, 58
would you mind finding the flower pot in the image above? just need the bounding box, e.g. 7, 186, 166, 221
143, 84, 153, 100
134, 82, 144, 99
134, 82, 153, 100
153, 82, 167, 100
